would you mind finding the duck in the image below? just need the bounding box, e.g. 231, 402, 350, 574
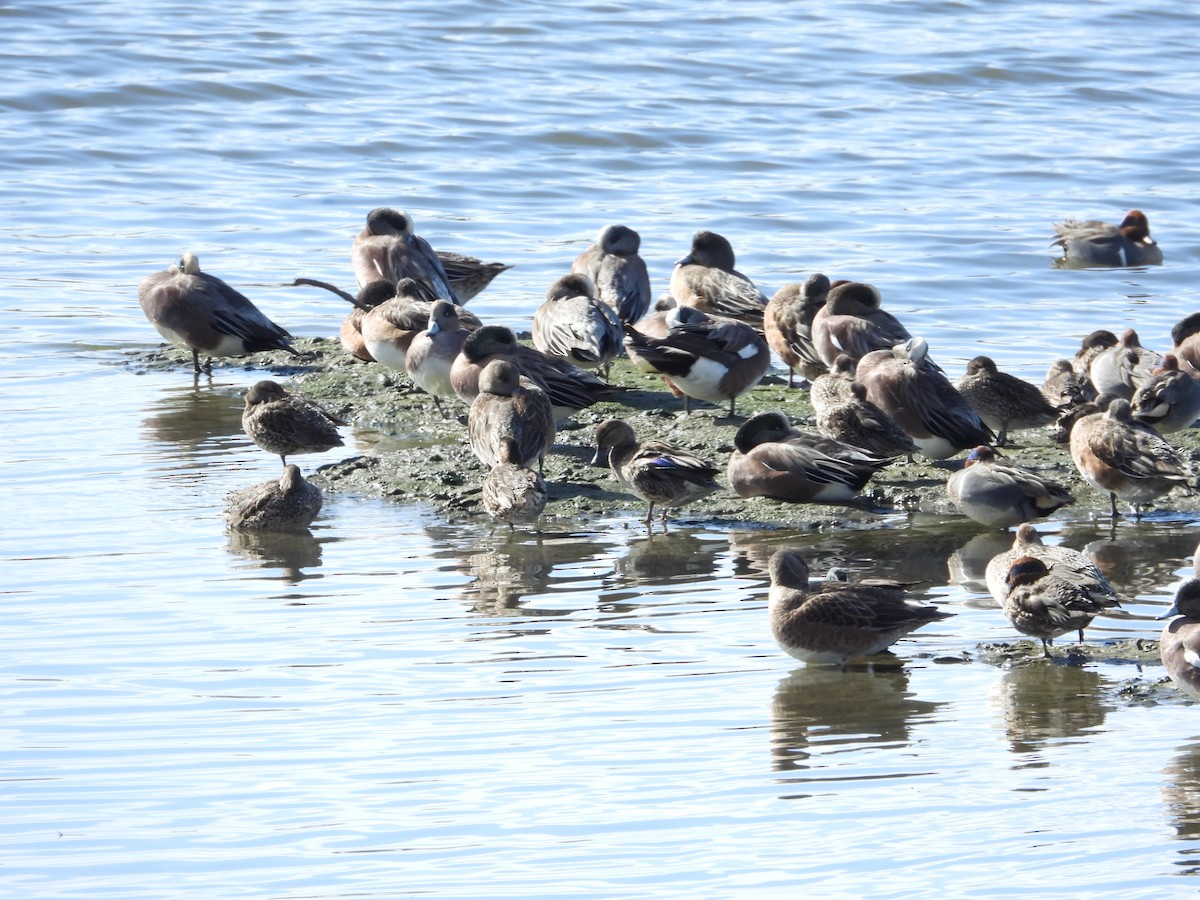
1088, 327, 1161, 401
436, 250, 511, 302
224, 464, 323, 532
1160, 563, 1200, 700
955, 356, 1059, 447
405, 300, 472, 413
767, 548, 953, 665
1072, 329, 1119, 378
727, 411, 894, 503
810, 281, 912, 368
467, 359, 556, 472
669, 230, 769, 327
590, 418, 719, 527
360, 278, 482, 374
1002, 555, 1118, 657
138, 252, 295, 374
622, 305, 770, 416
450, 324, 621, 417
241, 380, 345, 467
1169, 312, 1200, 375
1068, 397, 1195, 517
570, 224, 652, 325
812, 369, 921, 459
351, 207, 457, 299
532, 273, 624, 371
481, 437, 549, 527
1042, 358, 1097, 410
946, 446, 1074, 529
1132, 354, 1200, 434
762, 273, 832, 386
984, 523, 1123, 612
1051, 209, 1163, 268
855, 337, 994, 460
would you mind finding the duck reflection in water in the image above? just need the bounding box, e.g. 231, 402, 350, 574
770, 665, 943, 776
225, 527, 323, 585
1161, 740, 1200, 874
141, 383, 246, 457
988, 661, 1113, 755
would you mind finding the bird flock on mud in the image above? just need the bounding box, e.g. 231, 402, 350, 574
136, 206, 1200, 692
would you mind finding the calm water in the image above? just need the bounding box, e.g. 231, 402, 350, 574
5, 0, 1200, 896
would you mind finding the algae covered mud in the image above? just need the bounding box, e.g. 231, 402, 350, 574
133, 336, 1200, 528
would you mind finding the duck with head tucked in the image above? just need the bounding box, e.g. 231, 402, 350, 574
1169, 313, 1200, 376
670, 230, 769, 327
956, 356, 1060, 448
810, 355, 920, 458
1042, 358, 1097, 411
855, 338, 994, 460
224, 464, 323, 533
810, 281, 913, 369
351, 207, 458, 300
241, 380, 346, 467
1160, 555, 1200, 700
946, 446, 1074, 529
984, 523, 1122, 613
763, 273, 832, 387
533, 273, 624, 372
1068, 397, 1195, 518
1088, 327, 1161, 402
467, 359, 556, 473
1001, 555, 1119, 657
481, 436, 549, 527
766, 548, 953, 666
359, 278, 482, 375
436, 250, 511, 302
1131, 354, 1200, 434
1051, 209, 1163, 268
623, 305, 770, 417
571, 224, 652, 326
590, 418, 719, 528
727, 411, 894, 503
138, 252, 296, 374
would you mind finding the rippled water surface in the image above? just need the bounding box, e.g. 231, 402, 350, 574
6, 0, 1200, 896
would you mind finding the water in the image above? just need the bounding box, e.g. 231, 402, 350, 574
5, 0, 1200, 895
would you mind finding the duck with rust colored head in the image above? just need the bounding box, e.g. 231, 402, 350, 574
1002, 555, 1118, 657
1052, 209, 1163, 268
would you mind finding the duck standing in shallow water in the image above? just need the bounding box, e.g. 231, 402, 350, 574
670, 230, 769, 327
467, 360, 556, 472
224, 465, 323, 532
241, 381, 346, 467
590, 418, 719, 529
763, 273, 832, 386
956, 356, 1059, 447
766, 548, 952, 665
571, 224, 652, 326
623, 305, 770, 417
984, 523, 1121, 615
1068, 397, 1194, 518
946, 446, 1074, 529
138, 252, 295, 374
481, 437, 549, 527
1002, 555, 1118, 657
532, 273, 624, 372
1160, 563, 1200, 700
1051, 209, 1163, 268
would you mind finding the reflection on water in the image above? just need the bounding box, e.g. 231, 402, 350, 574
225, 527, 324, 584
770, 664, 944, 778
948, 530, 1014, 598
140, 381, 246, 459
1162, 740, 1200, 875
990, 661, 1114, 755
1082, 523, 1200, 608
612, 528, 725, 587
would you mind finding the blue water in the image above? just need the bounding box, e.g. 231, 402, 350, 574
4, 1, 1200, 896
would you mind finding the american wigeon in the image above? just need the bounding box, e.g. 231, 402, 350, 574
1068, 397, 1194, 517
622, 305, 770, 416
450, 324, 621, 417
855, 338, 994, 460
763, 273, 832, 386
810, 281, 912, 368
1088, 327, 1162, 401
984, 523, 1122, 615
727, 411, 894, 503
570, 224, 653, 325
1001, 555, 1118, 657
1160, 568, 1200, 699
241, 380, 345, 466
361, 279, 481, 374
1052, 209, 1163, 268
946, 446, 1074, 529
956, 356, 1059, 447
467, 359, 556, 472
590, 418, 719, 527
1169, 312, 1200, 375
1042, 358, 1097, 410
405, 300, 472, 413
767, 548, 952, 665
481, 437, 549, 527
669, 230, 769, 327
138, 252, 295, 374
1131, 354, 1200, 434
532, 273, 624, 371
351, 207, 457, 299
436, 250, 511, 302
224, 464, 323, 532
